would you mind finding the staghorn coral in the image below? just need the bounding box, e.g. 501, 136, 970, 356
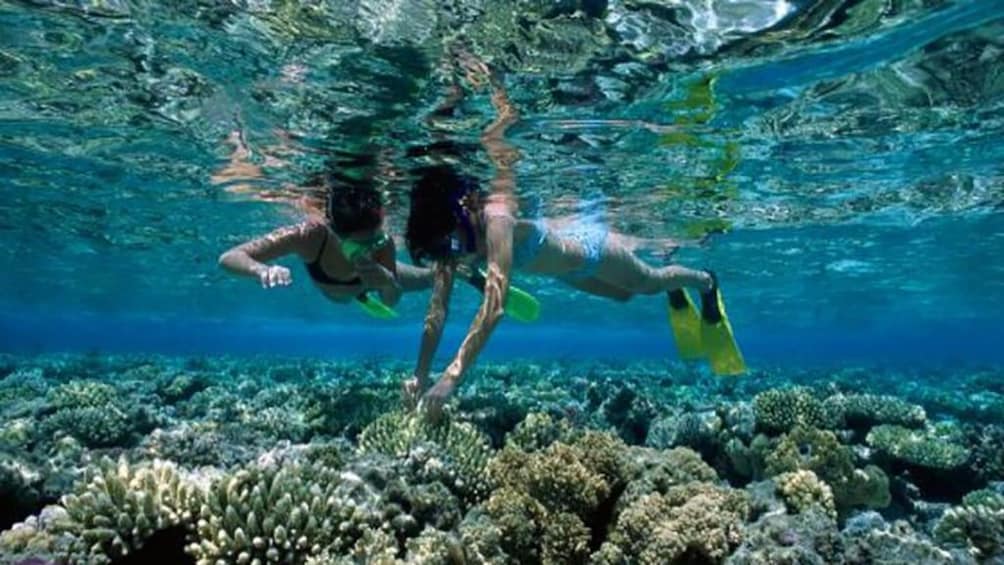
776, 470, 836, 519
51, 457, 203, 565
867, 423, 970, 470
188, 460, 350, 565
753, 388, 836, 434
357, 411, 494, 501
595, 482, 750, 564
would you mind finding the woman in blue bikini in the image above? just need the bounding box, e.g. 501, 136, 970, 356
402, 67, 738, 419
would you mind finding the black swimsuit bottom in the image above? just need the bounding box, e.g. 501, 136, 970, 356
305, 230, 362, 286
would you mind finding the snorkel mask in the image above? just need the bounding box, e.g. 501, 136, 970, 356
340, 231, 390, 262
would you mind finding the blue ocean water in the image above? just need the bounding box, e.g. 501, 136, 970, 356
1, 0, 1002, 369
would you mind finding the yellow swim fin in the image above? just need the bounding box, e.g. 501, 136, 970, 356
699, 272, 746, 376
667, 289, 704, 360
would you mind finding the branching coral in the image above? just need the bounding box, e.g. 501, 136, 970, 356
477, 431, 631, 563
867, 423, 969, 470
357, 411, 494, 501
934, 493, 1004, 560
765, 426, 890, 511
51, 457, 203, 565
825, 393, 926, 429
753, 388, 836, 434
776, 470, 836, 519
595, 482, 750, 564
187, 460, 351, 565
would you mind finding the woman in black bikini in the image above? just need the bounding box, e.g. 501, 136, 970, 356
218, 173, 434, 307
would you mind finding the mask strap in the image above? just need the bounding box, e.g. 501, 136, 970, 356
449, 182, 477, 253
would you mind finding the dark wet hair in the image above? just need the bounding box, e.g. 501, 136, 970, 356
405, 164, 479, 264
325, 171, 384, 235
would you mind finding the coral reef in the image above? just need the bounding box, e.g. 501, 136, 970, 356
356, 411, 494, 501
867, 423, 970, 470
54, 457, 203, 565
595, 482, 750, 563
3, 354, 1003, 564
775, 470, 836, 519
753, 388, 836, 434
726, 507, 842, 564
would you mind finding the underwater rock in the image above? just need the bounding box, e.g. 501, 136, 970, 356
726, 507, 842, 565
845, 511, 962, 564
0, 456, 45, 531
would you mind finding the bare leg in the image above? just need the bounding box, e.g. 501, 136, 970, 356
396, 262, 435, 292
559, 276, 634, 302
592, 238, 713, 295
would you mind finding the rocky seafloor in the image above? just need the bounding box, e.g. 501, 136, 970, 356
1, 353, 1003, 564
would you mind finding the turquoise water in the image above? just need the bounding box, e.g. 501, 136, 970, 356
1, 0, 1002, 363
2, 1, 1004, 564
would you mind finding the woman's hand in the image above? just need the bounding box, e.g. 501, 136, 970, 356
401, 376, 423, 410
418, 376, 457, 423
258, 265, 292, 288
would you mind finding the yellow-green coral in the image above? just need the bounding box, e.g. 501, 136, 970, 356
867, 423, 969, 470
776, 470, 836, 519
357, 411, 494, 500
764, 426, 890, 511
480, 432, 631, 563
827, 393, 926, 428
52, 457, 203, 565
934, 504, 1004, 560
596, 483, 750, 564
504, 411, 575, 452
188, 461, 350, 565
753, 388, 835, 434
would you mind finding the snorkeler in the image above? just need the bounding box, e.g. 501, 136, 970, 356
218, 172, 434, 317
214, 126, 540, 320
404, 62, 745, 419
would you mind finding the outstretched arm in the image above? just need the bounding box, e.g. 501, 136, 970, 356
419, 60, 522, 419
404, 263, 455, 405
218, 222, 321, 287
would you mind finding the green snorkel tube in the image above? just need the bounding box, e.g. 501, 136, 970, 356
340, 234, 401, 319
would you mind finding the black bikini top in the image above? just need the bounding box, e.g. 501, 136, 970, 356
305, 229, 362, 286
